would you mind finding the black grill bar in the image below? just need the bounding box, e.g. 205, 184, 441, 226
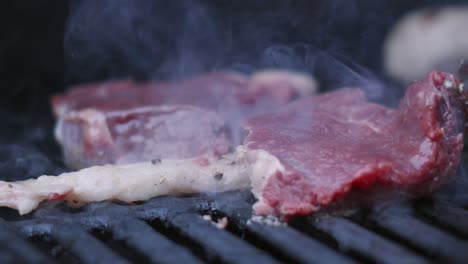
0, 247, 24, 264
0, 190, 467, 263
416, 199, 468, 238
110, 218, 203, 264
308, 216, 429, 264
164, 212, 280, 264
51, 223, 129, 264
0, 219, 52, 264
368, 204, 468, 263
243, 222, 357, 264
212, 192, 357, 264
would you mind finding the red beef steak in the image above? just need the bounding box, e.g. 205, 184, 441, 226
52, 71, 316, 168
55, 105, 231, 169
245, 71, 464, 219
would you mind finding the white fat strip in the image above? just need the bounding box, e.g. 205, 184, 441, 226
0, 147, 254, 215
346, 118, 383, 134
249, 70, 318, 96
65, 109, 113, 144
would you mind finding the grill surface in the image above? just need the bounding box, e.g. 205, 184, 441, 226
0, 189, 467, 264
2, 1, 468, 263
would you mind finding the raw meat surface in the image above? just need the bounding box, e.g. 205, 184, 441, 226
55, 105, 230, 169
245, 71, 464, 219
52, 71, 316, 168
51, 71, 316, 116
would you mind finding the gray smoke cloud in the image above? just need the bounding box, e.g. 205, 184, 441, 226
64, 0, 403, 103
65, 1, 312, 78
65, 0, 225, 82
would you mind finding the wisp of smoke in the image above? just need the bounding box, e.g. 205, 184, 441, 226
64, 0, 399, 102
65, 0, 225, 83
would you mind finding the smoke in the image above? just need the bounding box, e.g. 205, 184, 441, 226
65, 0, 225, 82
62, 2, 327, 76
64, 0, 409, 105
315, 52, 406, 105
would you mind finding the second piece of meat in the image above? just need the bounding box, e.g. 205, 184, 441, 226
52, 71, 316, 169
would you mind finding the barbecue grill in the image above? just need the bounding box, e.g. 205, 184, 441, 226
0, 189, 467, 263
1, 0, 468, 263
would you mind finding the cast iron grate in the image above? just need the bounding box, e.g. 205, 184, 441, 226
0, 190, 467, 264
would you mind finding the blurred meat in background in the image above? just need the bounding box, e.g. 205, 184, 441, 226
384, 5, 468, 83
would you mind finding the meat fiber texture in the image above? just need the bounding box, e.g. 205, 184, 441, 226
245, 71, 464, 219
52, 70, 317, 169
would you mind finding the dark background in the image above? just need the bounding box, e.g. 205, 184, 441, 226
0, 0, 466, 181
2, 0, 465, 113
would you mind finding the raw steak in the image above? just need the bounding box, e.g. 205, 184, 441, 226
52, 70, 316, 116
55, 105, 231, 169
245, 71, 465, 219
52, 71, 316, 168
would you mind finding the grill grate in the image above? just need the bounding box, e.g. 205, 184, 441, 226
0, 190, 467, 263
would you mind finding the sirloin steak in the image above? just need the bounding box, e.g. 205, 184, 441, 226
245, 71, 465, 219
52, 71, 316, 168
